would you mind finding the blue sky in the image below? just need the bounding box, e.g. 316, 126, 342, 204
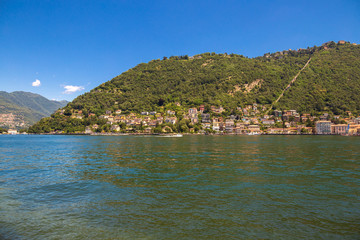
1, 0, 359, 101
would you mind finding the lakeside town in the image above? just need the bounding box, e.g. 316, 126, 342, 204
2, 103, 360, 136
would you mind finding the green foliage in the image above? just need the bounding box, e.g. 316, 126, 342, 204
305, 119, 315, 128
277, 43, 360, 116
28, 42, 360, 133
27, 114, 85, 133
152, 126, 162, 133
0, 91, 68, 126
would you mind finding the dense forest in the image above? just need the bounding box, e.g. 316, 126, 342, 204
28, 41, 360, 133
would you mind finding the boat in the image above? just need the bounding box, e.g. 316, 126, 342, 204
247, 132, 260, 135
159, 134, 183, 137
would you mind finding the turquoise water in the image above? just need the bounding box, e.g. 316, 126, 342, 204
0, 135, 359, 239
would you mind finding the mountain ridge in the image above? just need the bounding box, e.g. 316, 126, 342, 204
28, 41, 360, 133
0, 91, 68, 128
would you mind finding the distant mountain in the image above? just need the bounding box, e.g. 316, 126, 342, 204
0, 91, 68, 128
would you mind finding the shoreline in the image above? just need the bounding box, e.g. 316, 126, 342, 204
1, 132, 358, 136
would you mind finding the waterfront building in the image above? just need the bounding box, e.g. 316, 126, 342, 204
268, 128, 284, 134
248, 125, 261, 134
235, 123, 246, 134
7, 129, 18, 135
225, 119, 234, 133
316, 121, 331, 134
283, 127, 298, 134
202, 122, 211, 129
85, 127, 92, 134
144, 127, 152, 133
110, 125, 120, 132
331, 124, 348, 135
303, 127, 314, 134
297, 125, 306, 133
348, 124, 360, 135
212, 121, 220, 131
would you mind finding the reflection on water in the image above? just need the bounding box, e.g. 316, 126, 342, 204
0, 135, 360, 239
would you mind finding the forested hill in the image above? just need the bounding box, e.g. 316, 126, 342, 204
0, 91, 68, 128
29, 41, 360, 133
69, 41, 359, 115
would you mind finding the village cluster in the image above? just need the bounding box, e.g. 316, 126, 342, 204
2, 102, 360, 135
60, 102, 360, 136
0, 113, 26, 129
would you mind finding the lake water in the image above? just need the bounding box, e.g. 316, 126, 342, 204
0, 135, 359, 239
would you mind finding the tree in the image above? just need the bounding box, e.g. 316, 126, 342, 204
158, 98, 165, 106
64, 109, 72, 116
153, 126, 162, 133
305, 118, 314, 127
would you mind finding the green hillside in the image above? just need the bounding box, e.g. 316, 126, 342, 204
28, 41, 360, 133
275, 44, 360, 114
0, 91, 68, 128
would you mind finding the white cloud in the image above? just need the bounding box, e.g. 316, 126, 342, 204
32, 79, 41, 87
63, 85, 84, 94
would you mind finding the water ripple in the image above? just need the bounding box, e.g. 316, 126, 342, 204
0, 135, 359, 239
